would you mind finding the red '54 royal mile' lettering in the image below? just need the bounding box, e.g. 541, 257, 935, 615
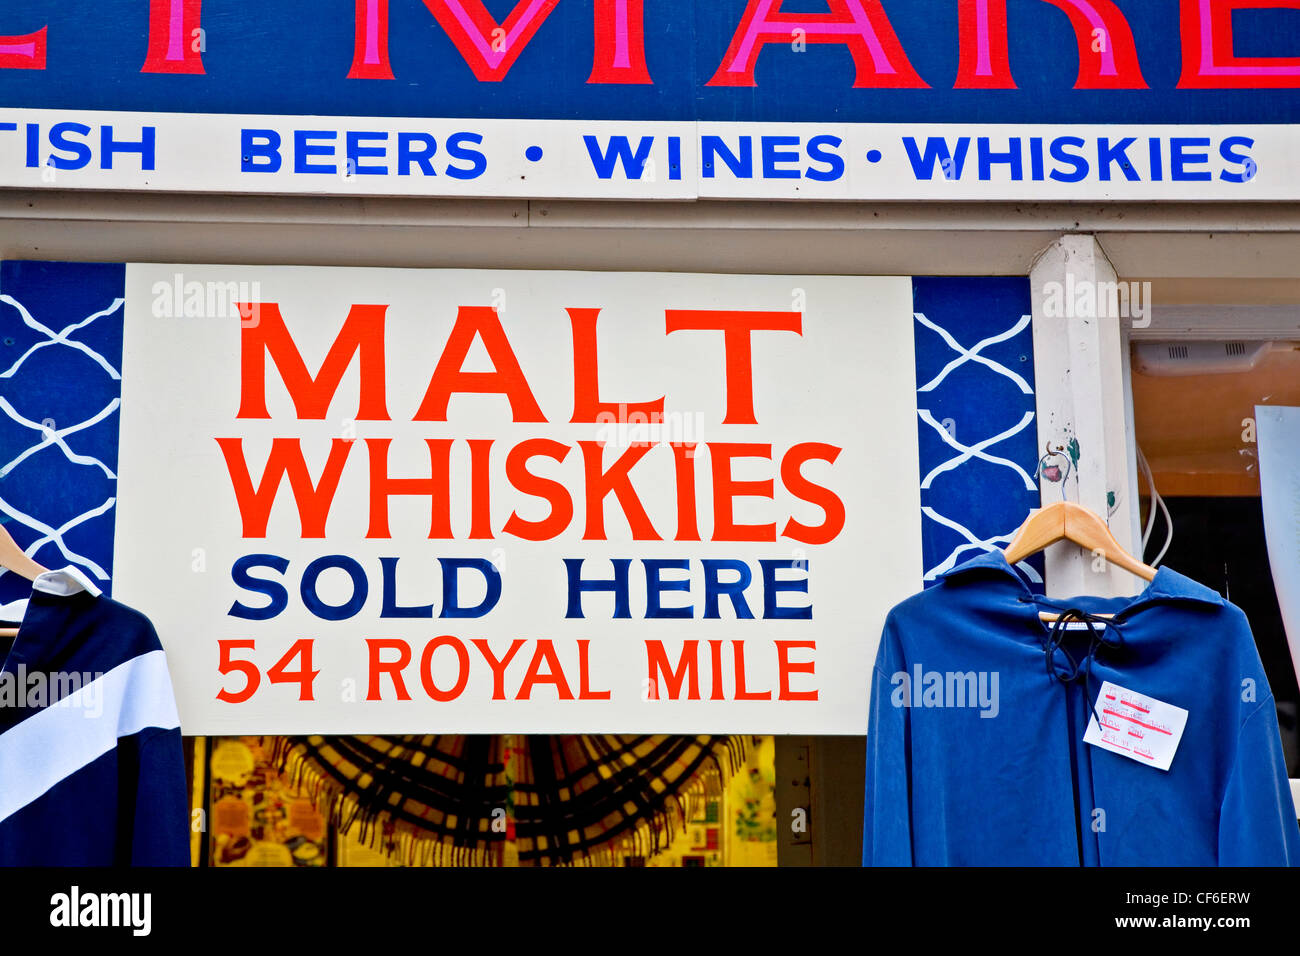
3, 0, 1299, 89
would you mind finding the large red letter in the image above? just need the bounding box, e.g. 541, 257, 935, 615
957, 0, 1147, 89
708, 0, 926, 88
419, 636, 470, 701
1179, 0, 1300, 88
781, 442, 845, 544
352, 0, 560, 82
0, 27, 46, 70
955, 0, 1014, 88
349, 0, 394, 79
589, 0, 651, 84
503, 439, 573, 540
645, 641, 700, 700
470, 638, 528, 700
776, 641, 818, 701
354, 0, 641, 82
366, 639, 412, 700
671, 442, 701, 542
579, 441, 661, 541
414, 306, 545, 422
664, 310, 802, 425
709, 443, 776, 543
238, 303, 390, 421
365, 437, 453, 539
567, 307, 664, 423
424, 0, 559, 80
1039, 0, 1147, 88
143, 0, 205, 74
216, 438, 353, 538
516, 641, 575, 700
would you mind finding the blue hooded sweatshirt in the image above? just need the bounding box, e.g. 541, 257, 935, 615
863, 550, 1300, 866
0, 567, 189, 866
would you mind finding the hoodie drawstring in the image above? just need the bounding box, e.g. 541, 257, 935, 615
1019, 597, 1127, 726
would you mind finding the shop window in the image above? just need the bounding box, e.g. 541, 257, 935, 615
1132, 338, 1300, 774
188, 735, 777, 867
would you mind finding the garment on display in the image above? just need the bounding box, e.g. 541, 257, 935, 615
0, 523, 189, 866
863, 504, 1300, 866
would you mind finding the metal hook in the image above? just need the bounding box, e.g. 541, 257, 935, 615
1037, 442, 1073, 501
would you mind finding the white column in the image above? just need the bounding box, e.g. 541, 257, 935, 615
1030, 235, 1143, 599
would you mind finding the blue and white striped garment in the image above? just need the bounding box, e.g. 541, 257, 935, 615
0, 567, 188, 866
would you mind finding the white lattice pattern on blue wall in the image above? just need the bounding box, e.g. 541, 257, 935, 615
0, 262, 125, 610
911, 278, 1042, 588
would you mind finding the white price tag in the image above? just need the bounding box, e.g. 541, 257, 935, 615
1083, 680, 1188, 772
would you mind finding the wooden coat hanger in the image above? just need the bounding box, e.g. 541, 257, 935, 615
0, 522, 47, 639
1002, 501, 1156, 623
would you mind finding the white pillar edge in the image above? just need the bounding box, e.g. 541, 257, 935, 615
1029, 235, 1143, 599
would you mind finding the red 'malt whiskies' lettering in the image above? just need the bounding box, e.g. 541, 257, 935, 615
364, 437, 454, 539
412, 305, 546, 423
216, 437, 353, 537
579, 440, 660, 541
238, 302, 390, 421
567, 306, 664, 423
664, 309, 802, 425
220, 299, 845, 545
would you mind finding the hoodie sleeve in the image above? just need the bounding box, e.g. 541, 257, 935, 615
1218, 696, 1300, 867
129, 727, 192, 866
863, 614, 913, 866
